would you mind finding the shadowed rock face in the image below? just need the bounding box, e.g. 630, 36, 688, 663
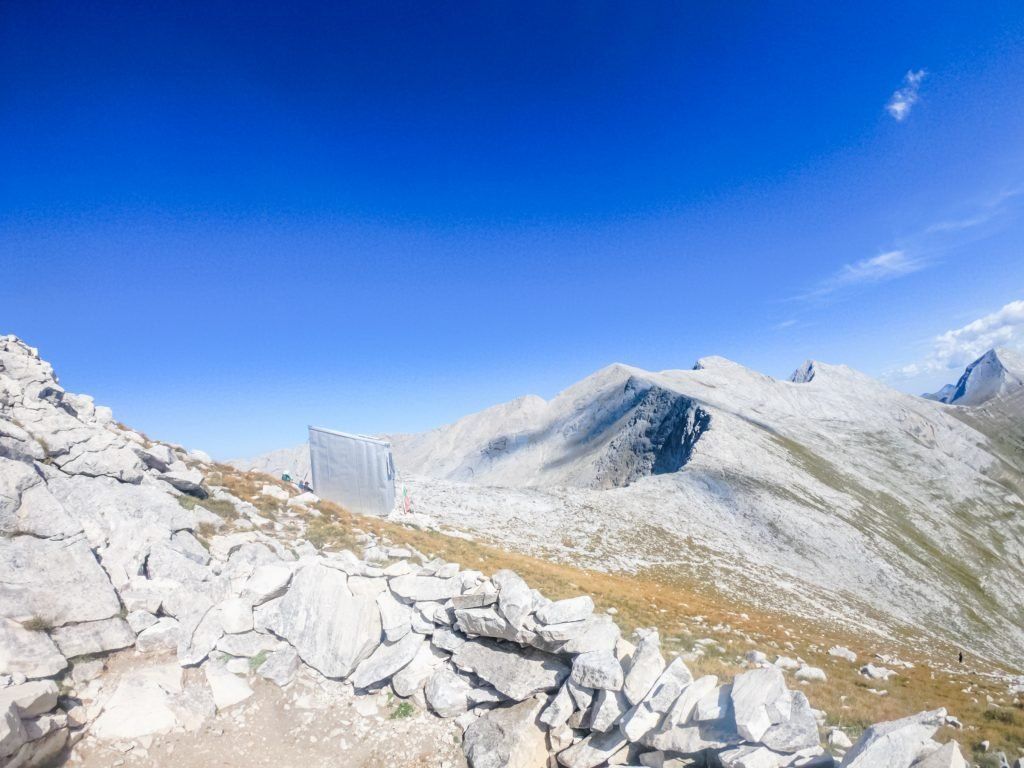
591, 379, 711, 489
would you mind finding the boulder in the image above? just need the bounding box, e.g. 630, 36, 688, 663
828, 646, 857, 663
136, 617, 183, 654
392, 642, 447, 697
425, 668, 472, 718
558, 615, 621, 655
463, 698, 548, 768
350, 632, 424, 689
795, 665, 827, 683
219, 598, 254, 635
912, 741, 967, 768
571, 650, 624, 690
90, 664, 184, 739
492, 570, 533, 629
50, 617, 134, 658
590, 687, 630, 732
376, 589, 413, 642
539, 683, 575, 729
452, 638, 569, 701
839, 708, 946, 768
535, 596, 594, 626
389, 574, 462, 602
731, 667, 791, 742
241, 564, 292, 605
0, 535, 120, 626
0, 619, 66, 679
267, 563, 381, 679
456, 607, 535, 644
760, 691, 819, 753
623, 629, 665, 705
159, 466, 206, 496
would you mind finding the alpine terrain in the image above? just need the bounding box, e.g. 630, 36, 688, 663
238, 354, 1024, 673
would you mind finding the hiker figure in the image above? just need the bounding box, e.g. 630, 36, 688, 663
958, 650, 963, 664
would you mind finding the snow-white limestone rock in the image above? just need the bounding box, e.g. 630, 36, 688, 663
623, 629, 665, 705
50, 617, 135, 658
839, 708, 946, 767
452, 638, 569, 702
463, 697, 548, 768
0, 620, 66, 679
267, 563, 381, 679
731, 667, 791, 743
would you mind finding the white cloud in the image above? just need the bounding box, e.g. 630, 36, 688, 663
891, 299, 1024, 378
799, 250, 928, 300
887, 69, 926, 121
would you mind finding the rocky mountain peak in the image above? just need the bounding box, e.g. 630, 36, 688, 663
925, 346, 1024, 406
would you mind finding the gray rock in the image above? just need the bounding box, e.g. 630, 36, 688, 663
535, 620, 590, 642
432, 626, 468, 653
256, 647, 301, 687
589, 688, 630, 732
203, 662, 253, 711
376, 589, 413, 642
661, 672, 715, 729
571, 650, 623, 690
623, 629, 665, 705
491, 570, 533, 629
760, 691, 819, 753
0, 458, 78, 538
695, 682, 732, 721
644, 716, 743, 754
839, 708, 946, 767
267, 563, 381, 679
0, 680, 58, 717
540, 683, 575, 729
50, 617, 135, 658
0, 703, 26, 761
535, 596, 594, 626
0, 535, 120, 626
392, 642, 447, 698
425, 668, 472, 718
135, 617, 182, 654
557, 615, 621, 655
463, 698, 547, 768
177, 604, 224, 666
219, 598, 254, 635
0, 619, 66, 679
828, 646, 857, 663
452, 638, 569, 701
241, 564, 293, 605
731, 667, 791, 742
456, 607, 535, 644
389, 574, 462, 602
350, 632, 425, 689
913, 741, 967, 768
159, 466, 206, 496
125, 610, 159, 634
557, 729, 628, 768
216, 631, 280, 658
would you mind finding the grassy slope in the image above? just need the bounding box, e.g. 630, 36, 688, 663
208, 463, 1024, 762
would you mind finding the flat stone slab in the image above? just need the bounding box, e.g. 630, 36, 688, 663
452, 638, 569, 701
50, 617, 135, 658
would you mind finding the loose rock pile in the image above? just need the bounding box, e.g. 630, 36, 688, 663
0, 335, 970, 768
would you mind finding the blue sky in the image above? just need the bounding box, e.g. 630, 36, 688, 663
2, 1, 1024, 458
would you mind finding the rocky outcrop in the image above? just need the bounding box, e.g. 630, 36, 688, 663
0, 335, 975, 768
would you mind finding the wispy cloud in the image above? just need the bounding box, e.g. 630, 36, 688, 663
798, 250, 928, 300
887, 69, 926, 121
890, 299, 1024, 378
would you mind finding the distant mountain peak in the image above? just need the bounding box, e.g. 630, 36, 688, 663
790, 360, 817, 383
924, 347, 1024, 406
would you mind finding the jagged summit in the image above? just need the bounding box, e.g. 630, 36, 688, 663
790, 360, 817, 383
925, 347, 1024, 406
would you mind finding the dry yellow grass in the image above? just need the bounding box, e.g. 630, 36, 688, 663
214, 464, 1024, 760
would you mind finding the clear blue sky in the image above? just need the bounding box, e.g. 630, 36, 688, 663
3, 2, 1024, 458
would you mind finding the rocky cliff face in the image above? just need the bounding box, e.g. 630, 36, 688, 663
925, 348, 1024, 406
0, 335, 978, 768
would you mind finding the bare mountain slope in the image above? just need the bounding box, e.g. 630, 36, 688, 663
238, 356, 1024, 666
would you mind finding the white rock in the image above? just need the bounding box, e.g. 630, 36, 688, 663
463, 697, 548, 768
794, 665, 827, 683
859, 663, 896, 680
0, 619, 66, 679
623, 629, 665, 705
0, 702, 26, 760
536, 596, 594, 626
257, 646, 301, 687
0, 535, 121, 626
540, 683, 575, 729
731, 667, 790, 743
50, 617, 135, 658
839, 708, 946, 767
267, 563, 381, 679
589, 688, 630, 732
557, 729, 628, 768
425, 668, 472, 718
0, 680, 58, 717
760, 690, 819, 753
571, 650, 624, 691
203, 663, 254, 711
828, 728, 853, 749
828, 646, 857, 663
126, 610, 159, 634
451, 638, 569, 701
135, 617, 182, 654
218, 598, 254, 635
91, 664, 183, 739
392, 642, 446, 698
389, 574, 462, 602
350, 632, 424, 689
376, 589, 413, 642
912, 741, 967, 768
492, 570, 534, 629
260, 484, 289, 501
